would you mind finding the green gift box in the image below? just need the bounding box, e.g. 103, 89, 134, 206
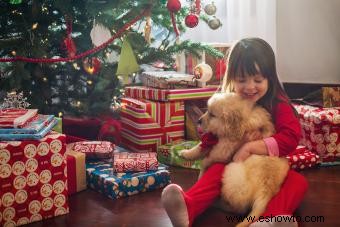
53, 117, 63, 133
158, 140, 201, 169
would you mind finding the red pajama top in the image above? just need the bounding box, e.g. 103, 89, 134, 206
263, 101, 302, 157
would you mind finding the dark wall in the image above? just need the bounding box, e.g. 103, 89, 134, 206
283, 83, 339, 99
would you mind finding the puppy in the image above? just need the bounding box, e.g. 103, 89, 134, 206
180, 93, 289, 227
180, 92, 275, 176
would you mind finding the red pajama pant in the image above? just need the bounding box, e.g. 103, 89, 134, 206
182, 163, 308, 226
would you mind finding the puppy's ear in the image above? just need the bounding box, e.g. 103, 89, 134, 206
223, 109, 246, 141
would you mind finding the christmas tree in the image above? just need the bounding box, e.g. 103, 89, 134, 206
0, 0, 223, 116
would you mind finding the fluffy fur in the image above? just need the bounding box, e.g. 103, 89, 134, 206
180, 93, 289, 227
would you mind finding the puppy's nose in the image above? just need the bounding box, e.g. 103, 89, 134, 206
197, 118, 202, 124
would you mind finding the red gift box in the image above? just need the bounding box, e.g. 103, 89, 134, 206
67, 141, 115, 160
113, 152, 158, 172
0, 132, 69, 226
0, 109, 38, 128
294, 104, 340, 162
286, 146, 321, 170
62, 116, 121, 145
120, 97, 185, 152
125, 86, 218, 102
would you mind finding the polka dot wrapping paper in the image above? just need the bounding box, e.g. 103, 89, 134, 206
286, 146, 321, 170
0, 132, 69, 227
86, 160, 170, 200
293, 104, 340, 162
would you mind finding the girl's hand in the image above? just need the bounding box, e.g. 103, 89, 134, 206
233, 140, 269, 162
233, 143, 252, 162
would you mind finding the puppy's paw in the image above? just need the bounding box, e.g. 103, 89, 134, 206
179, 149, 198, 160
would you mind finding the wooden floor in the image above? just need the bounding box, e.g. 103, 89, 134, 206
26, 165, 340, 227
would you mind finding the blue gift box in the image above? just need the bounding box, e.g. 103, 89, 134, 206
86, 160, 171, 199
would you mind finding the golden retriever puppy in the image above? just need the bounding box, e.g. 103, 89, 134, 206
180, 93, 289, 227
180, 92, 275, 175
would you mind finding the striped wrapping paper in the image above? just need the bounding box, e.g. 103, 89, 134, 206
120, 97, 185, 152
124, 86, 219, 102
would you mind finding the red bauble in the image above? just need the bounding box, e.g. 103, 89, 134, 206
215, 59, 227, 80
83, 57, 101, 75
185, 14, 199, 28
167, 0, 181, 13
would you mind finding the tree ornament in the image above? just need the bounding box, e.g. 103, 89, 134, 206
82, 57, 101, 75
90, 22, 112, 47
167, 0, 181, 37
1, 91, 30, 109
116, 37, 140, 84
185, 14, 199, 28
215, 59, 227, 80
167, 0, 181, 13
204, 2, 217, 15
62, 17, 77, 58
208, 17, 221, 30
144, 15, 152, 44
193, 63, 213, 84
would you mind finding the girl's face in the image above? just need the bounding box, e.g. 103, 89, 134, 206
233, 73, 268, 103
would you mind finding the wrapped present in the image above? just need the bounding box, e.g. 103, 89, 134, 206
0, 132, 69, 227
121, 97, 185, 152
62, 116, 121, 144
322, 87, 340, 107
286, 146, 321, 170
113, 152, 158, 172
0, 108, 38, 128
158, 140, 201, 169
62, 116, 102, 140
140, 71, 199, 89
294, 104, 340, 162
0, 118, 58, 141
124, 86, 218, 102
66, 150, 86, 195
66, 141, 114, 160
53, 117, 62, 134
86, 160, 170, 200
0, 115, 54, 134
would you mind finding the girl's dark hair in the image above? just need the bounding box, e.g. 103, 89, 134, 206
222, 37, 290, 114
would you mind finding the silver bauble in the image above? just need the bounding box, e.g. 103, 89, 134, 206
208, 17, 221, 30
204, 2, 217, 15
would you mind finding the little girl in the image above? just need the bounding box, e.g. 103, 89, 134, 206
161, 37, 308, 227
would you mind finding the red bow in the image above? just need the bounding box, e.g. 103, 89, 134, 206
200, 132, 219, 149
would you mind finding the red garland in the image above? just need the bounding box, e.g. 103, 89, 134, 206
0, 9, 148, 63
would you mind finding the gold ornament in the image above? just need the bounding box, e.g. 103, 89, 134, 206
144, 16, 152, 44
208, 16, 221, 30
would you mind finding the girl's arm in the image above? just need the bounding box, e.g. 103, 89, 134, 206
233, 101, 301, 162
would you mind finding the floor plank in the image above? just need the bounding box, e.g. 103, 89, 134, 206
25, 165, 340, 227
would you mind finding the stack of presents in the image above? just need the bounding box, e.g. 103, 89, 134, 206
1, 60, 339, 226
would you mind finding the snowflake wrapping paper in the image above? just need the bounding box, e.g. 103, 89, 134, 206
294, 104, 340, 162
0, 132, 69, 227
86, 160, 170, 200
66, 141, 115, 160
113, 152, 158, 172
